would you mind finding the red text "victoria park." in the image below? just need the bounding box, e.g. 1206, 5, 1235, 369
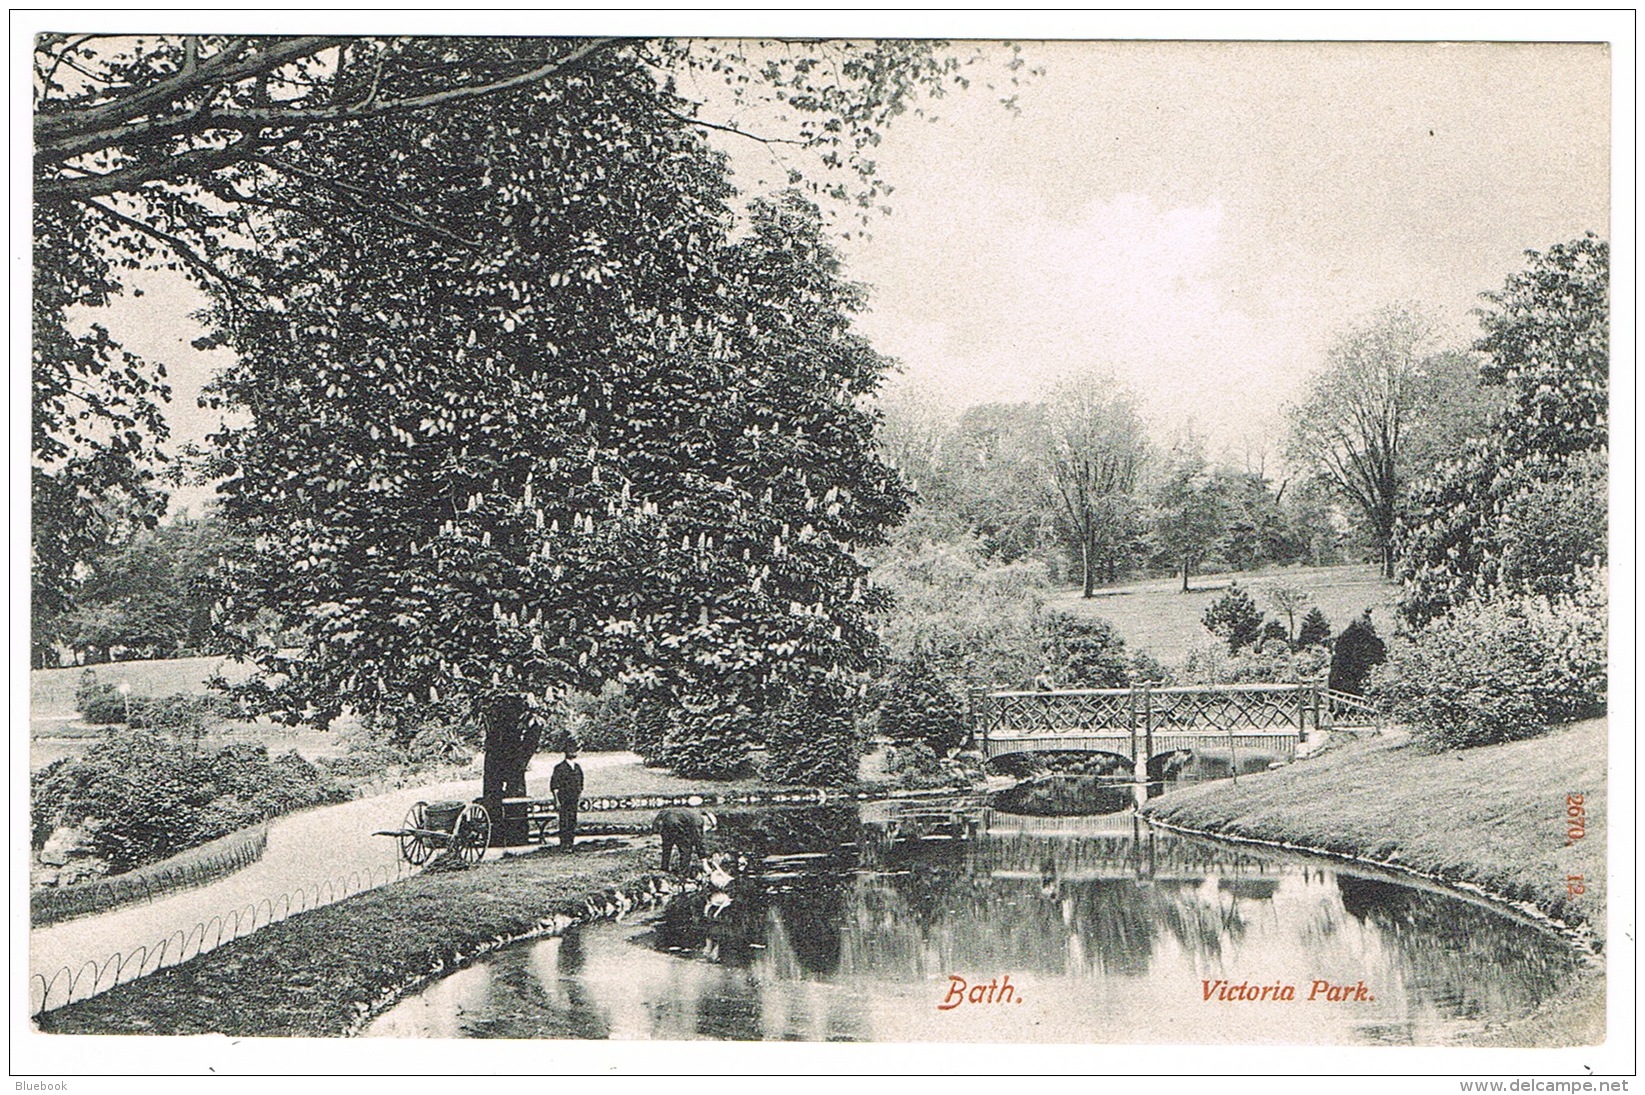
1202, 979, 1376, 1002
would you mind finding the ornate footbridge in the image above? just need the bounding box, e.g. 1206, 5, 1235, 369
971, 683, 1380, 776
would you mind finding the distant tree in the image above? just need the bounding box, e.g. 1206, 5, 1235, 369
874, 379, 960, 506
876, 532, 1069, 703
1201, 584, 1265, 653
1218, 472, 1307, 572
1042, 376, 1150, 597
1287, 306, 1492, 577
1397, 236, 1609, 625
62, 510, 242, 663
1281, 480, 1348, 568
1264, 585, 1312, 649
1297, 606, 1332, 649
1151, 448, 1229, 593
947, 402, 1058, 564
1328, 612, 1387, 696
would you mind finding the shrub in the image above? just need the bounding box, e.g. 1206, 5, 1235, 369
1202, 584, 1265, 652
1042, 612, 1130, 687
871, 532, 1053, 687
1183, 639, 1329, 686
74, 671, 129, 724
1328, 613, 1387, 695
128, 694, 235, 736
31, 731, 347, 873
551, 682, 635, 753
876, 658, 970, 755
763, 679, 862, 786
629, 690, 673, 767
1259, 619, 1290, 649
884, 741, 981, 789
1373, 573, 1606, 749
1127, 649, 1175, 686
72, 672, 235, 736
662, 695, 758, 779
1297, 607, 1333, 648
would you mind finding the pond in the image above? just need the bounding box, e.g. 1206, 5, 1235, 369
364, 798, 1581, 1044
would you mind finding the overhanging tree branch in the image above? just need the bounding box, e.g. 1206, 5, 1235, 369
38, 36, 621, 168
249, 155, 480, 252
83, 197, 258, 299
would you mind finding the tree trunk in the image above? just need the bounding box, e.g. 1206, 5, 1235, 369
481, 693, 539, 845
1080, 537, 1094, 598
1181, 557, 1191, 593
1380, 541, 1395, 579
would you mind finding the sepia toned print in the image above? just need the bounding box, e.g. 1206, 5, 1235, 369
25, 25, 1617, 1069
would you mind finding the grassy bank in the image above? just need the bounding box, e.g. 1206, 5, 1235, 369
1142, 718, 1608, 1046
36, 840, 678, 1037
1052, 562, 1399, 663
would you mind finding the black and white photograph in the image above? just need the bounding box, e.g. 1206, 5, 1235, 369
15, 10, 1633, 1082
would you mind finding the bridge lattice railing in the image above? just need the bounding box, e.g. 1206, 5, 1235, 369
974, 682, 1381, 740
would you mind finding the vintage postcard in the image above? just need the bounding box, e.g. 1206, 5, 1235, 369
13, 10, 1635, 1084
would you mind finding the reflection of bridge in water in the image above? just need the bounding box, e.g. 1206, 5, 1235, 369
975, 809, 1277, 883
854, 801, 1278, 884
972, 684, 1381, 787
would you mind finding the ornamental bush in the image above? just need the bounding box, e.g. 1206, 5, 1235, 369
1042, 612, 1130, 688
662, 695, 759, 779
1201, 584, 1265, 652
73, 673, 236, 737
763, 679, 862, 786
74, 672, 127, 724
1182, 639, 1329, 686
1297, 607, 1333, 649
1373, 571, 1606, 749
1328, 613, 1386, 696
550, 682, 635, 753
876, 658, 970, 755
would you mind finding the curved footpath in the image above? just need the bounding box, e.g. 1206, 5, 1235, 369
1139, 718, 1609, 1048
29, 752, 633, 1000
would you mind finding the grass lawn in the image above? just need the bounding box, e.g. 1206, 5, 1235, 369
1050, 562, 1400, 664
31, 655, 259, 717
35, 841, 673, 1037
1142, 718, 1608, 1047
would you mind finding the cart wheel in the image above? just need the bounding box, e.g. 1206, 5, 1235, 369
400, 802, 435, 866
454, 803, 491, 866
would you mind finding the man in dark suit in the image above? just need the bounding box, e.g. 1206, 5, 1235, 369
655, 807, 717, 874
550, 746, 584, 849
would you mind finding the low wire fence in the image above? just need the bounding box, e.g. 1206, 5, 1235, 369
30, 857, 410, 1016
31, 826, 271, 928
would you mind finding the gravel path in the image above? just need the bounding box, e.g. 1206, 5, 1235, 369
29, 752, 637, 1000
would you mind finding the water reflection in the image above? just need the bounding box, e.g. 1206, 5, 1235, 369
366, 802, 1582, 1044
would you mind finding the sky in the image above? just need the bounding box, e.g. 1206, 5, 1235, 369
821, 40, 1610, 463
78, 36, 1611, 511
